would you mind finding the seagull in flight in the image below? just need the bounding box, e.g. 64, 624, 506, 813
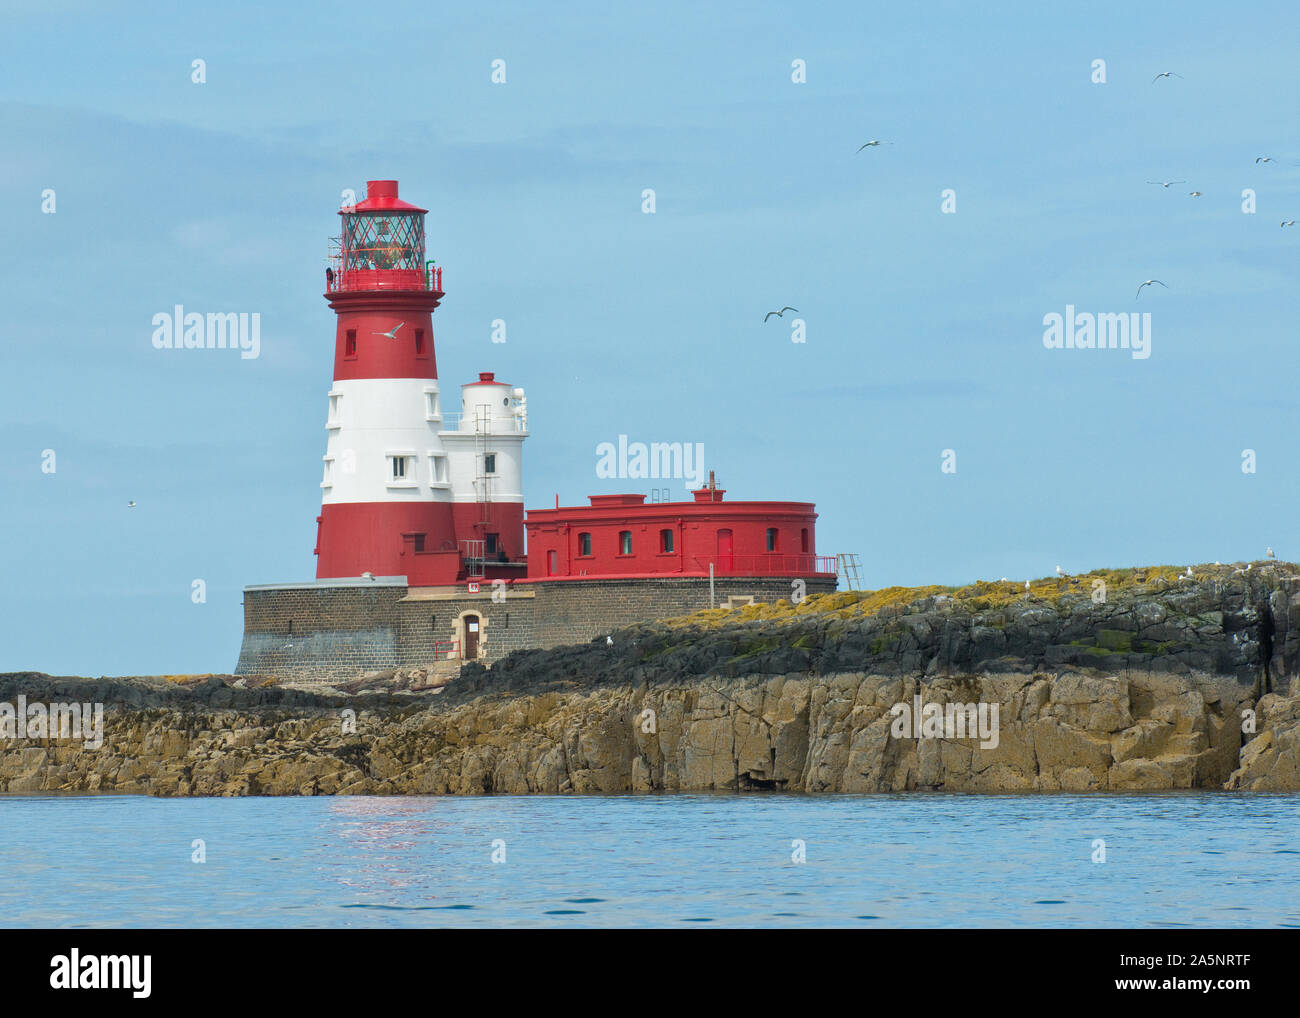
1147, 180, 1186, 188
856, 140, 891, 151
1151, 71, 1183, 82
1255, 156, 1274, 164
1282, 220, 1296, 228
372, 322, 406, 340
1187, 191, 1203, 197
127, 500, 137, 508
1136, 279, 1169, 299
764, 306, 799, 321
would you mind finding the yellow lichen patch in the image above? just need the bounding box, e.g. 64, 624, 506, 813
655, 564, 1230, 632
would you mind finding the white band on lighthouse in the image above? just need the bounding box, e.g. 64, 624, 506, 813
321, 377, 526, 506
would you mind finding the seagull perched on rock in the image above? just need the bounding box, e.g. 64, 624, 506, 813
1147, 180, 1186, 188
361, 571, 374, 581
1024, 580, 1031, 590
856, 140, 892, 151
1151, 71, 1183, 82
606, 635, 614, 645
1136, 279, 1168, 299
764, 306, 798, 321
1055, 566, 1067, 577
1267, 546, 1275, 559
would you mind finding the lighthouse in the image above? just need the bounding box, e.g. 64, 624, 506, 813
236, 176, 838, 682
315, 180, 528, 585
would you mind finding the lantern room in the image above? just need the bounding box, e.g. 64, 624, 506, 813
329, 180, 442, 294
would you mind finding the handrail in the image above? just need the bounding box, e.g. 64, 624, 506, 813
685, 555, 837, 576
439, 411, 526, 433
324, 265, 443, 294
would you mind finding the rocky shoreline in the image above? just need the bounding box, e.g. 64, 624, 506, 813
2, 562, 1298, 796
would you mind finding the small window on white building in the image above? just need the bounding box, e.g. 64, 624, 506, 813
389, 455, 414, 483
424, 389, 440, 420
429, 453, 449, 485
484, 453, 497, 474
328, 392, 342, 425
321, 456, 334, 488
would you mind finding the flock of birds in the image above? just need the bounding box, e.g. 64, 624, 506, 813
1123, 78, 1290, 233
762, 68, 1291, 588
762, 68, 1293, 322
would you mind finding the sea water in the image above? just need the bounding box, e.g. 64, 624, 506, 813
0, 792, 1296, 927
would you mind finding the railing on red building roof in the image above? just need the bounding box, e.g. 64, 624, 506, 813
687, 555, 837, 577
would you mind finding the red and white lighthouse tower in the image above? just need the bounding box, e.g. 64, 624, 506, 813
315, 180, 528, 584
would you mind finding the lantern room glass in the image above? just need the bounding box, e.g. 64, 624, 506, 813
341, 212, 425, 272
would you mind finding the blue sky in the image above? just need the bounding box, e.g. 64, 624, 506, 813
1, 0, 1296, 674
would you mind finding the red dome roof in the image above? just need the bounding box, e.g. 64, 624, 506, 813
341, 180, 428, 214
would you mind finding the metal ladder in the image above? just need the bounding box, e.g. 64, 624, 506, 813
837, 553, 862, 591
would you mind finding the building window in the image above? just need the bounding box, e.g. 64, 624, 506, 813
484, 453, 497, 474
578, 532, 591, 556
389, 455, 413, 482
766, 528, 778, 552
345, 329, 357, 358
801, 528, 809, 553
660, 528, 674, 553
619, 531, 633, 555
547, 550, 558, 575
485, 533, 499, 554
430, 454, 449, 484
415, 328, 427, 356
425, 390, 440, 419
413, 534, 426, 553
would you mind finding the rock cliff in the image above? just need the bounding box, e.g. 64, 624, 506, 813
3, 562, 1299, 795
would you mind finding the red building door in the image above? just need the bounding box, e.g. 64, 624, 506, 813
716, 529, 733, 572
